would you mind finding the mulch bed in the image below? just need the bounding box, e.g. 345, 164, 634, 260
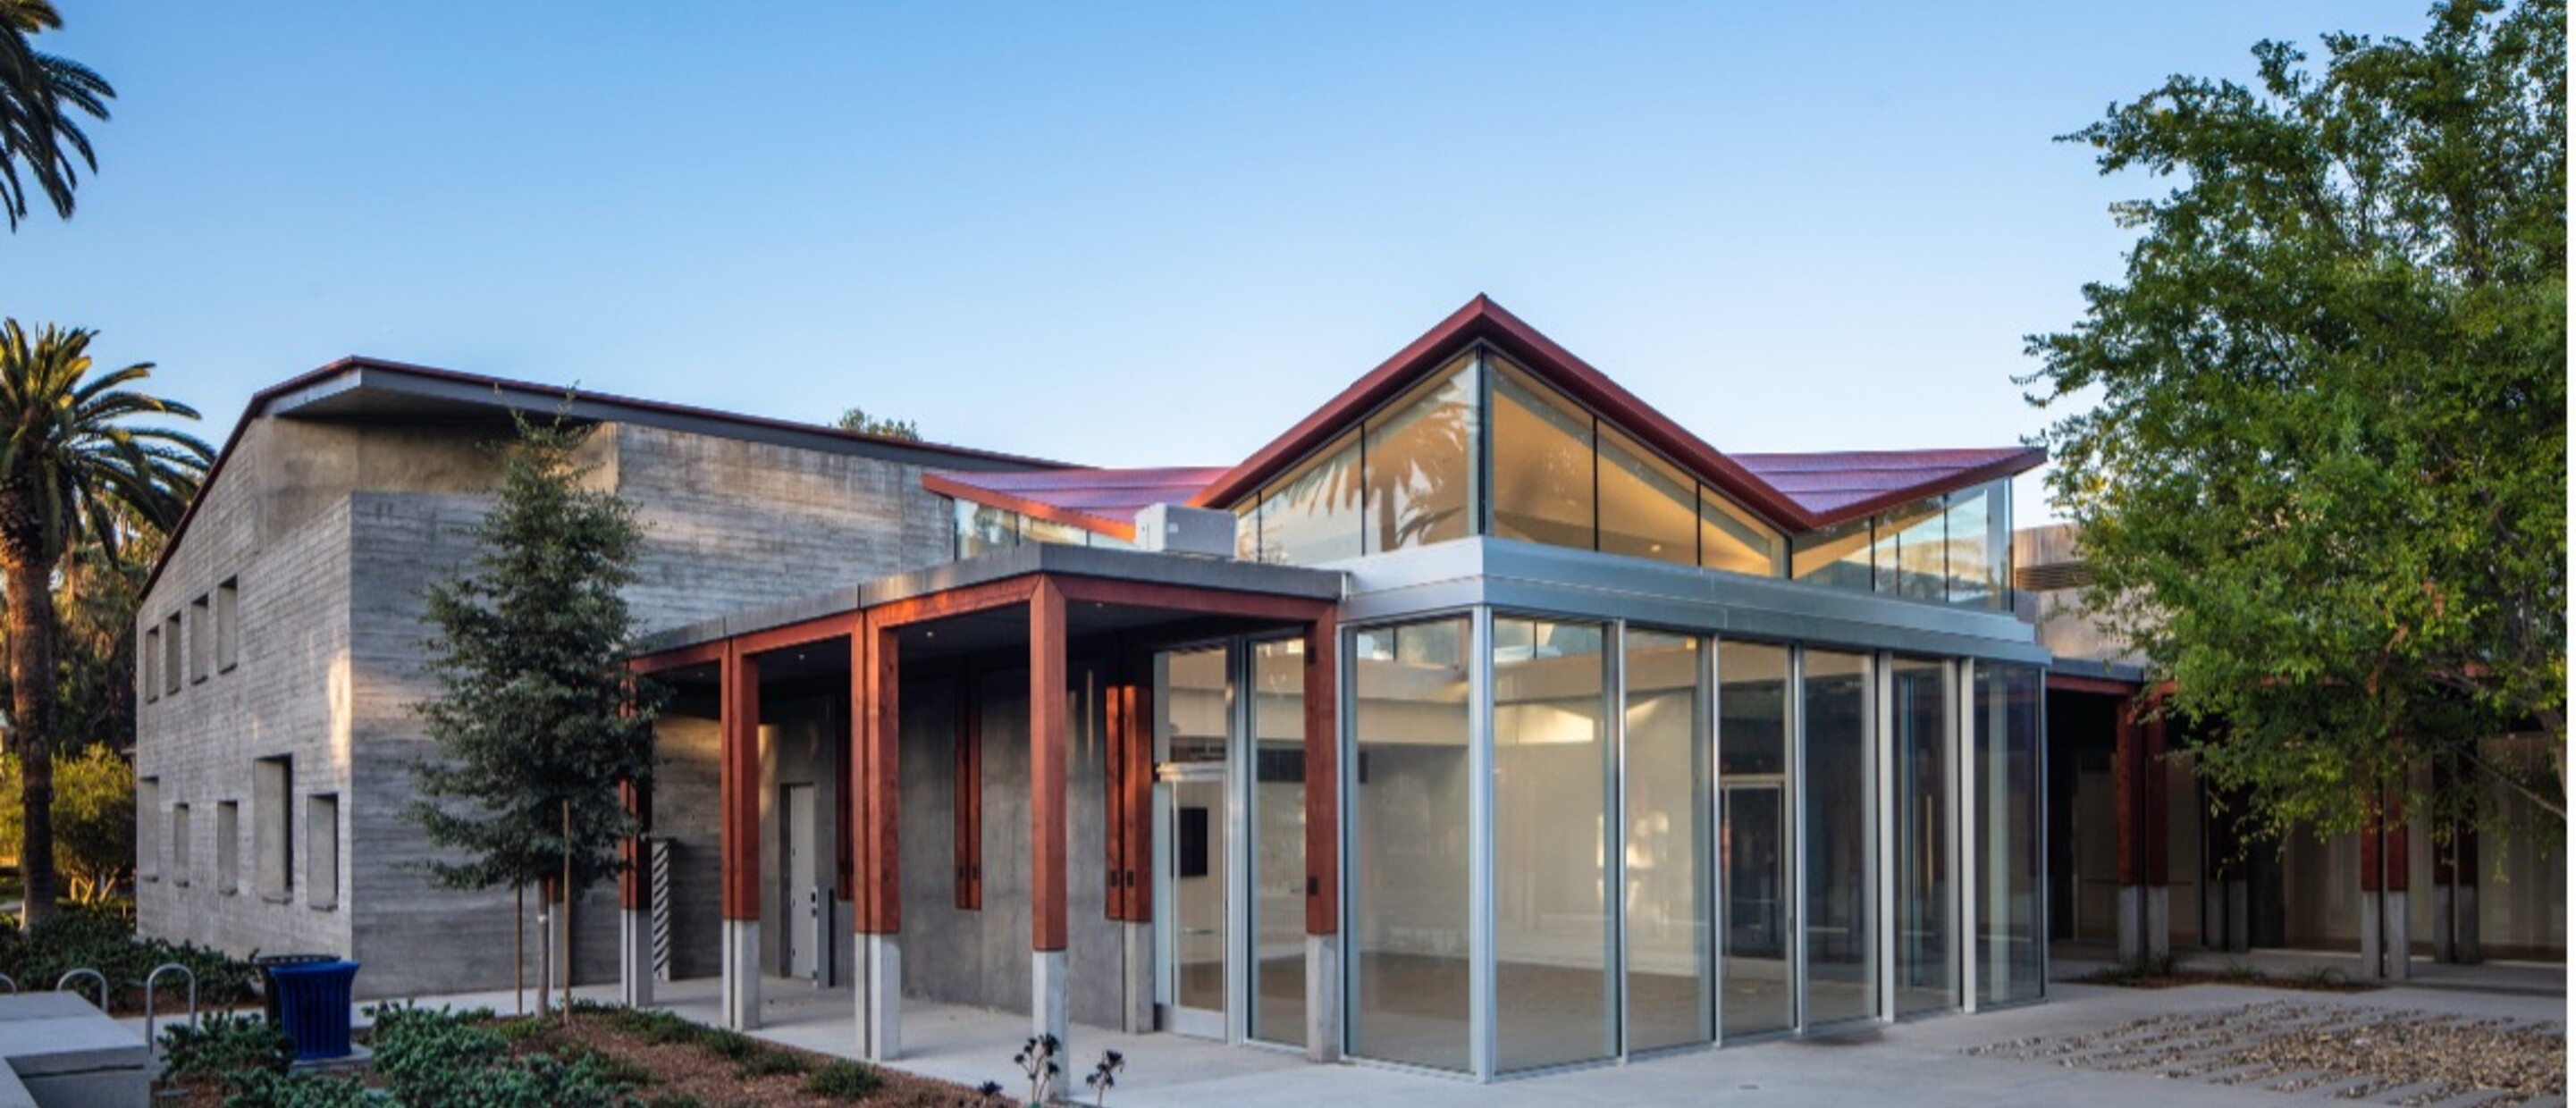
2078, 968, 2379, 993
158, 1006, 1001, 1108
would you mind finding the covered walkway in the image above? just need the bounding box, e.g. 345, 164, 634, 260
621, 542, 1345, 1062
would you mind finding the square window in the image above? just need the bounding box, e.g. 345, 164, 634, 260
253, 757, 292, 901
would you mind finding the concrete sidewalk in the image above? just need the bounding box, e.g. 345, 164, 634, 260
2050, 942, 2568, 997
119, 975, 2563, 1107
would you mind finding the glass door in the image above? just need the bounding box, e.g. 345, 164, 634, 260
1158, 646, 1232, 1039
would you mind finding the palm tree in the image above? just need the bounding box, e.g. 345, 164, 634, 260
0, 322, 207, 927
0, 0, 114, 230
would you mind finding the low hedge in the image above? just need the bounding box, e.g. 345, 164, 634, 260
0, 906, 258, 1012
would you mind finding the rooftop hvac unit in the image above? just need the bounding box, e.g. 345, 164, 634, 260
1134, 503, 1235, 558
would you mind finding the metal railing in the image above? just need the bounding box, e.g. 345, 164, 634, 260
55, 968, 108, 1012
144, 963, 199, 1057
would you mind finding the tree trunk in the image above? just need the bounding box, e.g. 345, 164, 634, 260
6, 552, 59, 929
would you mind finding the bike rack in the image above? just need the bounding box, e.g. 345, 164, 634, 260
144, 963, 199, 1057
55, 968, 108, 1012
0, 972, 16, 994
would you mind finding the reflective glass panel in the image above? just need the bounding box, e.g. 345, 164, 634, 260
1490, 361, 1596, 550
1701, 488, 1786, 577
955, 499, 1020, 559
1802, 649, 1875, 1025
1257, 430, 1364, 566
1597, 425, 1696, 566
1791, 516, 1873, 592
1943, 482, 2008, 611
1157, 648, 1231, 1020
1364, 353, 1479, 553
1493, 617, 1612, 1071
1233, 503, 1259, 562
1351, 617, 1473, 1071
1021, 514, 1094, 548
1873, 498, 1948, 602
1249, 639, 1307, 1047
1892, 657, 1955, 1015
1717, 641, 1793, 1037
1974, 662, 2044, 1005
1625, 631, 1710, 1051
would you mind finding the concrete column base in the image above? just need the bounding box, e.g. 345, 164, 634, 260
858, 935, 902, 1061
2116, 886, 2145, 962
2358, 890, 2412, 980
1303, 934, 1341, 1063
620, 907, 653, 1008
2454, 886, 2481, 964
1120, 922, 1152, 1035
2383, 890, 2410, 980
720, 919, 762, 1029
1032, 950, 1069, 1050
2144, 886, 2171, 961
539, 899, 570, 1012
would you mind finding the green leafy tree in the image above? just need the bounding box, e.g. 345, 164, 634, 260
0, 0, 114, 230
0, 745, 137, 905
835, 407, 921, 441
2026, 0, 2565, 839
0, 322, 206, 927
404, 416, 663, 962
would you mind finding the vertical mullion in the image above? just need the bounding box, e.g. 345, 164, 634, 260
1786, 646, 1806, 1033
1956, 659, 1979, 1012
1607, 622, 1629, 1061
1876, 654, 1897, 1021
1703, 634, 1722, 1045
1468, 608, 1496, 1079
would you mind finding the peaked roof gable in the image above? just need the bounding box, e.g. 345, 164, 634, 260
1183, 295, 2041, 532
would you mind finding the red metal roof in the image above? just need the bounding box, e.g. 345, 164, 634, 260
1734, 448, 2044, 524
927, 298, 2047, 541
924, 466, 1232, 541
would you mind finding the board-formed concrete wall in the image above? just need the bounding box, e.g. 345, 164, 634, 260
897, 662, 1129, 1028
139, 406, 969, 996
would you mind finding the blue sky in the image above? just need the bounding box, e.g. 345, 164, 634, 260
5, 2, 2436, 520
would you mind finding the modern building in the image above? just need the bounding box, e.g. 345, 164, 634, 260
136, 297, 2050, 1079
2015, 523, 2566, 977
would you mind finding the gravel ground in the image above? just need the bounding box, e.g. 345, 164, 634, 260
1966, 998, 2565, 1107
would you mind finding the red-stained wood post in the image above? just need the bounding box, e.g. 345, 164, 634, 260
1029, 578, 1070, 1046
1301, 609, 1341, 1062
719, 642, 762, 1028
852, 614, 904, 1060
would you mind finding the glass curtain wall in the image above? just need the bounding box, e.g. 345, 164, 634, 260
1623, 631, 1710, 1051
1891, 657, 1955, 1015
1351, 617, 1475, 1071
1159, 648, 1233, 1021
1365, 355, 1480, 553
1801, 650, 1876, 1025
1491, 617, 1614, 1072
1490, 366, 1598, 550
1717, 642, 1794, 1037
1974, 662, 2044, 1004
1257, 432, 1364, 566
1597, 425, 1698, 567
1249, 639, 1308, 1046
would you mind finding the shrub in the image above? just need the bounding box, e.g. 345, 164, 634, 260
0, 907, 259, 1011
222, 1070, 380, 1108
369, 1004, 510, 1105
802, 1061, 883, 1101
696, 1028, 759, 1062
160, 1011, 291, 1088
736, 1047, 808, 1079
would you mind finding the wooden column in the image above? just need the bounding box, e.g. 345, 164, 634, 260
1102, 679, 1130, 921
955, 663, 983, 911
2112, 708, 2144, 889
1303, 611, 1338, 936
855, 617, 902, 935
720, 643, 761, 921
2142, 714, 2170, 889
1030, 579, 1068, 953
619, 779, 652, 912
1131, 682, 1154, 920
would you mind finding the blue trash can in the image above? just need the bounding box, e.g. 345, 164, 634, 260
264, 960, 359, 1061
